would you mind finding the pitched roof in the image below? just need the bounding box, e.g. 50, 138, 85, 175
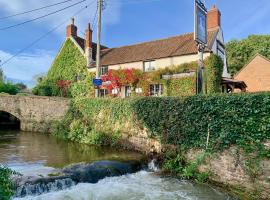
73, 36, 108, 59
234, 53, 270, 78
99, 29, 219, 66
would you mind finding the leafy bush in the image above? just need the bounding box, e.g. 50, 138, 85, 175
0, 82, 19, 95
162, 151, 210, 183
0, 166, 16, 200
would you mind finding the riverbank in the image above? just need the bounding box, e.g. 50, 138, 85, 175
53, 93, 270, 199
0, 130, 234, 199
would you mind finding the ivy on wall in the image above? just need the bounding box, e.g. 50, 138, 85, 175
33, 39, 223, 98
54, 92, 270, 169
33, 39, 91, 97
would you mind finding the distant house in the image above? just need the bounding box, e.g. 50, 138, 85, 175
53, 5, 230, 97
234, 54, 270, 92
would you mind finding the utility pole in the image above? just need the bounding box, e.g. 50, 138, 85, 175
95, 0, 102, 97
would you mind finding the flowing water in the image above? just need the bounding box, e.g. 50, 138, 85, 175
0, 130, 235, 200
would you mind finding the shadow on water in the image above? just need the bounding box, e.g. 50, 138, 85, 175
0, 130, 144, 169
0, 111, 20, 130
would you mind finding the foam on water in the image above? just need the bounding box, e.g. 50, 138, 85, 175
14, 171, 233, 200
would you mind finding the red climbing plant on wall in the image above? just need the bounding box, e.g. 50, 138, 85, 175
56, 80, 72, 97
100, 69, 143, 92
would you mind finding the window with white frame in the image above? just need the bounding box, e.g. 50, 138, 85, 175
144, 60, 156, 72
125, 86, 132, 97
150, 84, 163, 96
100, 66, 108, 75
99, 89, 108, 97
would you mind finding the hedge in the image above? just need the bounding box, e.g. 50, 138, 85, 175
55, 92, 270, 157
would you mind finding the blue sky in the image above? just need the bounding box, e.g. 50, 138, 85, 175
0, 0, 270, 87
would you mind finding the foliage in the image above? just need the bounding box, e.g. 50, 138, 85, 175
34, 39, 88, 97
15, 83, 27, 91
53, 98, 134, 146
226, 35, 270, 75
206, 54, 224, 93
166, 78, 196, 96
70, 72, 95, 98
162, 151, 210, 183
0, 166, 17, 200
133, 93, 270, 154
32, 79, 54, 96
99, 54, 223, 97
55, 92, 270, 158
0, 67, 4, 83
56, 80, 72, 97
0, 82, 19, 95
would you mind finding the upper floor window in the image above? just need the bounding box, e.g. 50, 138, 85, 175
100, 66, 108, 75
144, 60, 156, 72
150, 84, 163, 96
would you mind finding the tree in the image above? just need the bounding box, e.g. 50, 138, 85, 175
15, 83, 27, 91
0, 82, 19, 95
0, 67, 4, 83
226, 35, 270, 76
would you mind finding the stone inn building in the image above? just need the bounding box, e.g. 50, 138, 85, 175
52, 5, 234, 97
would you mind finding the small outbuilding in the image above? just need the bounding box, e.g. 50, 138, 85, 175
234, 54, 270, 92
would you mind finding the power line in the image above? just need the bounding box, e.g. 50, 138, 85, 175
0, 2, 95, 67
107, 0, 163, 5
0, 0, 86, 31
0, 0, 73, 20
91, 3, 98, 31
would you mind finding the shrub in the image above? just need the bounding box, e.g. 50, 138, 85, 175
0, 82, 19, 95
0, 166, 17, 200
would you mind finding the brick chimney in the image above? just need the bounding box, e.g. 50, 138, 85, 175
85, 23, 93, 67
66, 17, 77, 38
207, 5, 221, 30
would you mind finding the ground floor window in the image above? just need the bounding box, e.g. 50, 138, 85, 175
99, 89, 108, 97
100, 66, 108, 75
150, 84, 163, 96
125, 86, 132, 97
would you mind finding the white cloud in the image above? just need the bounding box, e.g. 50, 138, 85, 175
0, 1, 123, 86
0, 49, 54, 82
0, 0, 123, 35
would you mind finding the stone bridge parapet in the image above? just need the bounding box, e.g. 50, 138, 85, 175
0, 95, 70, 132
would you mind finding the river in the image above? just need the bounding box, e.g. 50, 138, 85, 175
0, 130, 235, 200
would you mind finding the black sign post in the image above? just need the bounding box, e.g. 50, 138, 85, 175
194, 0, 207, 94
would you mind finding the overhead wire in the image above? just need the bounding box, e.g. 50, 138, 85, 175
0, 0, 74, 20
0, 0, 86, 31
91, 2, 98, 32
0, 1, 95, 67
